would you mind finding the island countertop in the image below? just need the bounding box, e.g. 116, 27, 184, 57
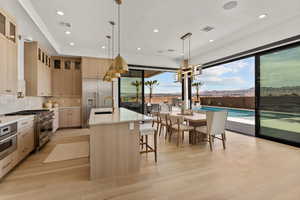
88, 108, 152, 126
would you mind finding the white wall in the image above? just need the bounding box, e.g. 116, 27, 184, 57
192, 15, 300, 64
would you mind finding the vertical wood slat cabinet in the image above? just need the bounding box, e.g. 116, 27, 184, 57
51, 57, 82, 97
0, 8, 18, 95
59, 107, 81, 128
24, 42, 52, 97
81, 57, 112, 79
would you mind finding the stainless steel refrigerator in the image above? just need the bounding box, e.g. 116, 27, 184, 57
82, 79, 113, 127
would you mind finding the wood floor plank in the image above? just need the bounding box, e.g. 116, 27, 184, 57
0, 129, 299, 200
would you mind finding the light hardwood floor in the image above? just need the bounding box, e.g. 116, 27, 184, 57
0, 129, 300, 200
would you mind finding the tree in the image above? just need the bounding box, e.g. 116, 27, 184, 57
131, 80, 142, 102
145, 80, 159, 103
192, 82, 203, 102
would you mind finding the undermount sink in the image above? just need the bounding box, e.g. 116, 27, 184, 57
95, 111, 113, 115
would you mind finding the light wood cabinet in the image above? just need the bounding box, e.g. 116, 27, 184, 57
24, 42, 52, 96
0, 117, 34, 179
0, 151, 17, 179
59, 107, 82, 128
51, 57, 82, 97
52, 108, 59, 133
82, 57, 111, 79
17, 118, 35, 163
0, 8, 18, 95
17, 126, 34, 163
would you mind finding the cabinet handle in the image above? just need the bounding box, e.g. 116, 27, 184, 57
6, 89, 12, 93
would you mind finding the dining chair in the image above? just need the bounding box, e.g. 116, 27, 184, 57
195, 111, 228, 151
160, 103, 170, 113
151, 111, 160, 128
158, 113, 169, 137
169, 115, 194, 147
139, 122, 158, 162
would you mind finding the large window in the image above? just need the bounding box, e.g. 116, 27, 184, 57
193, 57, 255, 110
119, 70, 144, 113
144, 71, 181, 105
258, 45, 300, 145
119, 69, 182, 113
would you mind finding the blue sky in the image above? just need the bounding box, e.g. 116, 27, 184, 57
145, 57, 255, 94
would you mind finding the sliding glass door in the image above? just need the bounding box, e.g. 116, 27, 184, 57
258, 45, 300, 145
119, 70, 144, 113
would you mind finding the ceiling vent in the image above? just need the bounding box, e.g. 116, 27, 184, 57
223, 1, 238, 10
167, 49, 176, 52
59, 22, 72, 28
201, 26, 214, 32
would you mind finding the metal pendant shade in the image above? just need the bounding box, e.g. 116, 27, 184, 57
114, 54, 128, 73
111, 0, 128, 74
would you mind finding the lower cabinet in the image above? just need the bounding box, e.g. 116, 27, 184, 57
0, 118, 34, 179
59, 107, 81, 128
17, 125, 34, 163
0, 151, 18, 178
52, 108, 59, 133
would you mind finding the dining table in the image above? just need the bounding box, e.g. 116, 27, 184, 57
164, 111, 208, 144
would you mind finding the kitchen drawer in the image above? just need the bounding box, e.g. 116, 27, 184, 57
0, 151, 17, 178
17, 126, 34, 163
18, 117, 34, 129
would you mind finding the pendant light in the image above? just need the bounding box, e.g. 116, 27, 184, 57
109, 21, 120, 78
175, 32, 202, 82
112, 0, 128, 74
103, 35, 113, 82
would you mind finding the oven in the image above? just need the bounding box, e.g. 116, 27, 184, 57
36, 111, 54, 150
0, 123, 17, 160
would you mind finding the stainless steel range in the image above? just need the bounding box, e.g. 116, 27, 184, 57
6, 110, 54, 151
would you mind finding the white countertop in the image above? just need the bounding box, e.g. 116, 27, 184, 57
0, 115, 35, 127
88, 108, 152, 126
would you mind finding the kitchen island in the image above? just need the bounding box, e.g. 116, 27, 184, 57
88, 108, 152, 180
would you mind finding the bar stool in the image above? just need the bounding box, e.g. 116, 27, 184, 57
139, 122, 158, 162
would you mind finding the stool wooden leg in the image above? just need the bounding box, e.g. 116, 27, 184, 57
146, 135, 148, 153
154, 131, 157, 162
159, 124, 162, 136
209, 135, 213, 151
222, 134, 226, 149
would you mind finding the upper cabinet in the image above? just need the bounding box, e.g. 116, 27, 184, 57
51, 57, 82, 97
24, 42, 52, 97
81, 57, 112, 79
0, 8, 18, 95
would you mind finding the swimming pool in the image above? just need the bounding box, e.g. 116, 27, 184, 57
193, 106, 255, 118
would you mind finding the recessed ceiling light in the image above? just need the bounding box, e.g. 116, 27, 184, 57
153, 29, 159, 33
223, 1, 238, 10
137, 47, 141, 51
259, 14, 268, 19
65, 31, 71, 35
56, 11, 64, 16
102, 46, 106, 49
69, 42, 75, 46
209, 39, 214, 42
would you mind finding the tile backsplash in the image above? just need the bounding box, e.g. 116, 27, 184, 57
0, 95, 45, 115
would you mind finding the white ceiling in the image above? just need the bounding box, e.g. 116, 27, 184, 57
18, 0, 300, 68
